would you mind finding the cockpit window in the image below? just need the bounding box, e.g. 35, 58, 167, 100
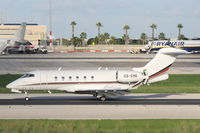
21, 74, 35, 78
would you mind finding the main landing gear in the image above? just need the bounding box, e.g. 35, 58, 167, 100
99, 96, 106, 101
93, 93, 107, 101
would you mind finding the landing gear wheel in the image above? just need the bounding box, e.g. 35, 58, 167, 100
25, 97, 29, 101
93, 93, 97, 97
100, 96, 106, 101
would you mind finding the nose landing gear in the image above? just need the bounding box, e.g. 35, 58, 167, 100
24, 91, 30, 101
25, 97, 29, 101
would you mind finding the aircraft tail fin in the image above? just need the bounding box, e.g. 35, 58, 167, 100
144, 48, 188, 79
14, 22, 26, 42
133, 48, 189, 80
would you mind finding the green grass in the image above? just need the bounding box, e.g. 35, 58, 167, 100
135, 74, 200, 93
1, 74, 200, 93
0, 119, 200, 133
0, 74, 21, 93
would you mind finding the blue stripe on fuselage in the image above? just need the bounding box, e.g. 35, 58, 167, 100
151, 46, 200, 52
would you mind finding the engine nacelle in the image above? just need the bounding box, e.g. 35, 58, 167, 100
116, 70, 144, 83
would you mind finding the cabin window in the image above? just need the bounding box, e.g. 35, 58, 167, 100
91, 76, 94, 80
84, 76, 87, 80
62, 76, 65, 81
54, 76, 58, 81
69, 76, 72, 80
76, 76, 79, 80
29, 74, 35, 77
21, 74, 35, 78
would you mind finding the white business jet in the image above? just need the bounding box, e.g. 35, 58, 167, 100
6, 48, 188, 101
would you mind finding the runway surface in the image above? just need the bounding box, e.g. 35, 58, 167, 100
1, 93, 200, 105
1, 98, 200, 105
0, 53, 200, 74
0, 52, 200, 60
1, 94, 200, 119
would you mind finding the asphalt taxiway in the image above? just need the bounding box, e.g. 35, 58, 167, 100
0, 94, 200, 119
1, 94, 200, 105
1, 98, 200, 105
0, 53, 200, 74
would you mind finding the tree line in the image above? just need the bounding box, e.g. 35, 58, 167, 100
60, 21, 188, 46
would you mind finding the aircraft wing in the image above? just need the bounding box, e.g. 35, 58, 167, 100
75, 90, 130, 98
57, 85, 129, 98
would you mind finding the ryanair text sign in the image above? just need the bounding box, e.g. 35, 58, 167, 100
153, 41, 185, 46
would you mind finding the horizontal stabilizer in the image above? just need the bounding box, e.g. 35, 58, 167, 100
148, 74, 169, 84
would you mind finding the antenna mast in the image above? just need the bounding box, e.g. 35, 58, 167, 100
49, 0, 53, 47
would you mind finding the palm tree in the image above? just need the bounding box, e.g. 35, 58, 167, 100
96, 22, 103, 37
158, 32, 166, 40
140, 33, 147, 45
110, 36, 116, 44
150, 24, 157, 40
80, 32, 87, 46
103, 32, 110, 44
123, 25, 130, 45
70, 21, 77, 38
80, 32, 87, 39
179, 34, 188, 40
177, 24, 183, 40
104, 32, 110, 39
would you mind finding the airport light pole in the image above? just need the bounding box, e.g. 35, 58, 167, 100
49, 0, 53, 47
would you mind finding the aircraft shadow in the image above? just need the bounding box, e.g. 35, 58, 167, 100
13, 93, 180, 101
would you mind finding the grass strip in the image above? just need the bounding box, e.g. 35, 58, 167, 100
0, 119, 200, 133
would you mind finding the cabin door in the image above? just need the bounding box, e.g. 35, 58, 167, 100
39, 72, 48, 90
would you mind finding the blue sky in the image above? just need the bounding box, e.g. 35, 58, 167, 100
1, 0, 200, 39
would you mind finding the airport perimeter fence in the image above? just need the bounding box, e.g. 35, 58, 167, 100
48, 45, 144, 53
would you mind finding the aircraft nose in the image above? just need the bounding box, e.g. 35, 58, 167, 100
6, 82, 15, 89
